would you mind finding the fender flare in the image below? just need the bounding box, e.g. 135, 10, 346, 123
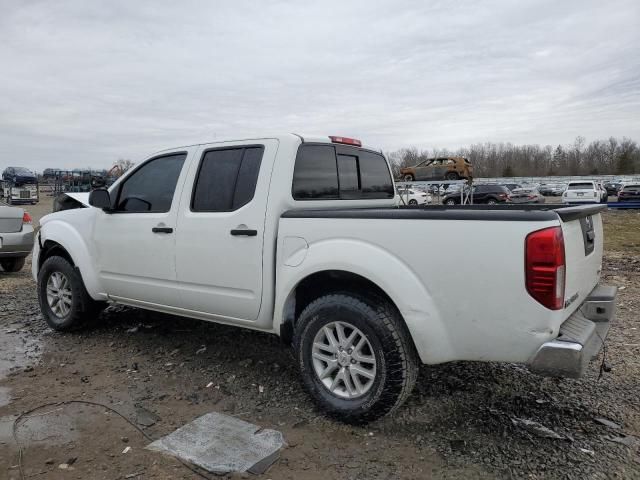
275, 238, 453, 364
38, 220, 104, 300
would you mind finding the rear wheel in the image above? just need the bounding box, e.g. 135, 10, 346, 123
487, 198, 498, 205
1, 257, 26, 272
445, 172, 459, 180
293, 293, 419, 424
445, 198, 456, 205
403, 174, 415, 182
408, 199, 418, 205
37, 256, 105, 331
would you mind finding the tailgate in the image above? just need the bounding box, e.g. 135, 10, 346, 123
0, 206, 24, 233
557, 205, 605, 315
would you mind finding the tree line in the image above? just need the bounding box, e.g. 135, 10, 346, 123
387, 136, 640, 178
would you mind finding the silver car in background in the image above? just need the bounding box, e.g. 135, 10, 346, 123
0, 201, 34, 272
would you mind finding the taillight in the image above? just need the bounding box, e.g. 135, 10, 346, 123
329, 136, 362, 147
525, 226, 565, 310
22, 212, 32, 224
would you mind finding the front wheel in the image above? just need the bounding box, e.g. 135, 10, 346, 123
403, 174, 415, 182
37, 256, 105, 331
1, 257, 26, 272
445, 198, 456, 205
445, 172, 459, 180
408, 199, 418, 205
487, 198, 498, 205
293, 293, 419, 424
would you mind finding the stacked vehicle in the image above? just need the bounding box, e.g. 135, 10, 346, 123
1, 167, 39, 205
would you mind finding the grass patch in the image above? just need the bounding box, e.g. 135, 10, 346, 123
602, 210, 640, 254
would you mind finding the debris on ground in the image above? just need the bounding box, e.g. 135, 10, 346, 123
146, 412, 285, 474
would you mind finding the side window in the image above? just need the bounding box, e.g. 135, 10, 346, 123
292, 145, 339, 199
292, 145, 393, 200
191, 146, 264, 212
116, 153, 186, 213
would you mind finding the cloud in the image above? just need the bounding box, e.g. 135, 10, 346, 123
0, 0, 638, 170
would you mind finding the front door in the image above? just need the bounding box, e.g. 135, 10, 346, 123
93, 151, 190, 306
174, 140, 277, 321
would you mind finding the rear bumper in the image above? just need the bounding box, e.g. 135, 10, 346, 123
529, 285, 616, 378
0, 225, 34, 258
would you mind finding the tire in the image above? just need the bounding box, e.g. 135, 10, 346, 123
403, 174, 414, 182
487, 198, 498, 205
293, 293, 419, 424
408, 199, 418, 205
445, 172, 459, 181
445, 198, 456, 205
1, 257, 25, 272
37, 255, 105, 331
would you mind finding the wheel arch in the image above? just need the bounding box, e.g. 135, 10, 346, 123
275, 239, 452, 364
38, 221, 103, 300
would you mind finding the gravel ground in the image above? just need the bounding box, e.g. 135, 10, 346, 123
0, 202, 638, 479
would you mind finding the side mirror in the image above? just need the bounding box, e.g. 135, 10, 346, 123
89, 188, 112, 212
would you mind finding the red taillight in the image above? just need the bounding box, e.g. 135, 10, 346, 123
22, 212, 32, 224
525, 226, 565, 310
329, 136, 362, 147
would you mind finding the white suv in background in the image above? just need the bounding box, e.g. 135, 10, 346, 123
562, 181, 603, 204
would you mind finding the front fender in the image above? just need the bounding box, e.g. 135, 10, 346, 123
37, 219, 104, 300
275, 238, 452, 364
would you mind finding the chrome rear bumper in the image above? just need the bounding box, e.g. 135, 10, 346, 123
529, 285, 616, 378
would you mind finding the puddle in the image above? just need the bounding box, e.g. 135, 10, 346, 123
0, 327, 42, 408
0, 409, 79, 447
0, 329, 41, 377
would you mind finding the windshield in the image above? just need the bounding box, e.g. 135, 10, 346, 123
623, 185, 640, 192
13, 167, 33, 175
568, 183, 594, 190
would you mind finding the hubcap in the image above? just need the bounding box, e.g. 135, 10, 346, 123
46, 271, 72, 318
311, 321, 377, 399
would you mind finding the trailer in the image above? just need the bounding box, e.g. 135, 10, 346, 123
0, 180, 39, 205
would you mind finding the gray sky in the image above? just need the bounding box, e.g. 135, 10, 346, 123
1, 0, 639, 171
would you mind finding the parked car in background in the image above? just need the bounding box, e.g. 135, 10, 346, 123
400, 157, 472, 182
2, 167, 37, 186
0, 201, 34, 272
509, 187, 545, 204
503, 183, 522, 193
603, 181, 623, 196
618, 183, 640, 202
562, 181, 603, 204
442, 184, 510, 205
539, 183, 566, 196
396, 187, 432, 205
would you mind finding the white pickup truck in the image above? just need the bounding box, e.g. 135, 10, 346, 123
33, 134, 616, 423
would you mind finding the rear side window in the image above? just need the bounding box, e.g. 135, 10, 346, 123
116, 153, 186, 213
292, 144, 393, 200
191, 146, 264, 212
568, 183, 594, 190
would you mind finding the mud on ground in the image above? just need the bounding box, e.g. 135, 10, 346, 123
0, 203, 638, 479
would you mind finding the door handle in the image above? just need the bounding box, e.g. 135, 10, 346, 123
230, 229, 257, 237
152, 227, 174, 234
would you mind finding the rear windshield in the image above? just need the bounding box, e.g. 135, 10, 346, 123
623, 184, 640, 191
568, 182, 594, 190
292, 144, 394, 200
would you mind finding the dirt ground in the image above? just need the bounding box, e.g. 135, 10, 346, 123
1, 200, 639, 479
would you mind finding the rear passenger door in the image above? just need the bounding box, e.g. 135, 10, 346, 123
174, 140, 278, 321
